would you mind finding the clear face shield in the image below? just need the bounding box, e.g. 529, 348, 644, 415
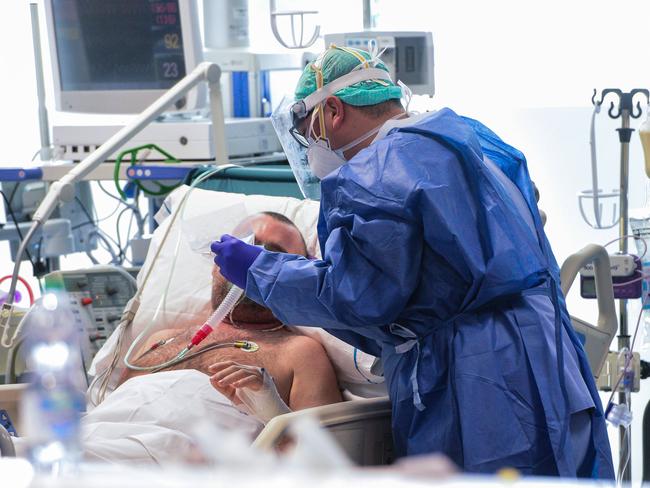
272, 56, 404, 200
270, 96, 322, 200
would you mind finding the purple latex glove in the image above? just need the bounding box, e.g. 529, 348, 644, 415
210, 234, 262, 289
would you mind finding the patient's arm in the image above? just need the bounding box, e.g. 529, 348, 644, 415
286, 336, 342, 410
209, 337, 342, 418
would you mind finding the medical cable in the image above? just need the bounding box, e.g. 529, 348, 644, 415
604, 292, 646, 485
4, 335, 26, 385
75, 195, 125, 264
88, 295, 140, 406
602, 235, 648, 406
606, 291, 648, 409
0, 276, 34, 306
94, 201, 122, 226
8, 182, 20, 206
134, 337, 176, 362
113, 144, 183, 198
353, 348, 382, 384
597, 234, 649, 287
97, 181, 146, 239
96, 181, 146, 262
70, 201, 120, 232
148, 340, 259, 374
0, 224, 40, 349
85, 229, 119, 265
602, 234, 648, 257
0, 190, 37, 270
616, 371, 632, 485
612, 273, 650, 287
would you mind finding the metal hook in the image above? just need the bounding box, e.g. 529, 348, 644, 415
609, 100, 621, 119
592, 88, 650, 120
591, 88, 599, 106
630, 89, 650, 119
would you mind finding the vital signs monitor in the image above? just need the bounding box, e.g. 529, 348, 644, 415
44, 0, 204, 114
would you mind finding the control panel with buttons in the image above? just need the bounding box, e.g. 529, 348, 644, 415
43, 267, 139, 374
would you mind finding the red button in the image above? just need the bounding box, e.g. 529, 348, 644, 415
81, 297, 93, 306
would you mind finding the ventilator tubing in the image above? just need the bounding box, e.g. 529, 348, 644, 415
190, 282, 244, 348
187, 234, 255, 349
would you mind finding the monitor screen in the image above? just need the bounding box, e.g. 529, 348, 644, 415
52, 0, 187, 92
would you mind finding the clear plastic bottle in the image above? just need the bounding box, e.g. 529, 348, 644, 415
21, 293, 85, 473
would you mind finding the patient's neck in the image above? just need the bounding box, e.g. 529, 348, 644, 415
222, 312, 284, 332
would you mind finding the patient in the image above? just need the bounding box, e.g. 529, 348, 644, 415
119, 211, 341, 411
82, 212, 342, 463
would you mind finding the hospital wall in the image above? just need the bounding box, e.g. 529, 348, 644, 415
2, 0, 650, 481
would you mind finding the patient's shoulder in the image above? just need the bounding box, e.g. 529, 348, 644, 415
283, 334, 332, 370
283, 332, 342, 408
285, 333, 326, 355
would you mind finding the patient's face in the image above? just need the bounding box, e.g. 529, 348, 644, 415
211, 214, 307, 323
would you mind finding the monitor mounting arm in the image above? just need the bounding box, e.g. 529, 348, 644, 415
0, 62, 226, 349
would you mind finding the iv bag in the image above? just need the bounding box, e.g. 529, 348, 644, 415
640, 111, 650, 178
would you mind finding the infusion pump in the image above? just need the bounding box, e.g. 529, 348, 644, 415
43, 267, 138, 375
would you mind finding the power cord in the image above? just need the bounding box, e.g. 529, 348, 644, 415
0, 190, 37, 271
75, 195, 125, 264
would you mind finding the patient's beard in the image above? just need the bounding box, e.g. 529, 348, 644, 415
211, 279, 280, 326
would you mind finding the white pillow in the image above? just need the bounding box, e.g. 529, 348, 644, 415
90, 186, 383, 390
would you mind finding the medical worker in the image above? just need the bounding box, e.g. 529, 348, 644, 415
211, 46, 614, 478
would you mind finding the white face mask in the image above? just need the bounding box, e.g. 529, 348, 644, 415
306, 139, 348, 179
306, 111, 404, 179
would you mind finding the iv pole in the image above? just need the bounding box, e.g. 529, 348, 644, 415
592, 88, 650, 482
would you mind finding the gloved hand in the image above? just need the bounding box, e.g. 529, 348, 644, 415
208, 361, 291, 424
210, 234, 262, 289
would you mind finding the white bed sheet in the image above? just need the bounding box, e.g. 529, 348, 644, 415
82, 370, 262, 464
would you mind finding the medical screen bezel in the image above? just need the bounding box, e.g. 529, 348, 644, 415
43, 0, 204, 114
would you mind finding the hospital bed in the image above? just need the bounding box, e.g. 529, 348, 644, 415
254, 396, 393, 465
0, 176, 618, 467
0, 180, 394, 465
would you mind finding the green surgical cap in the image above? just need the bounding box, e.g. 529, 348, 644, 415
294, 46, 403, 107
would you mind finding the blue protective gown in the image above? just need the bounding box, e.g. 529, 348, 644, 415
245, 108, 614, 478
